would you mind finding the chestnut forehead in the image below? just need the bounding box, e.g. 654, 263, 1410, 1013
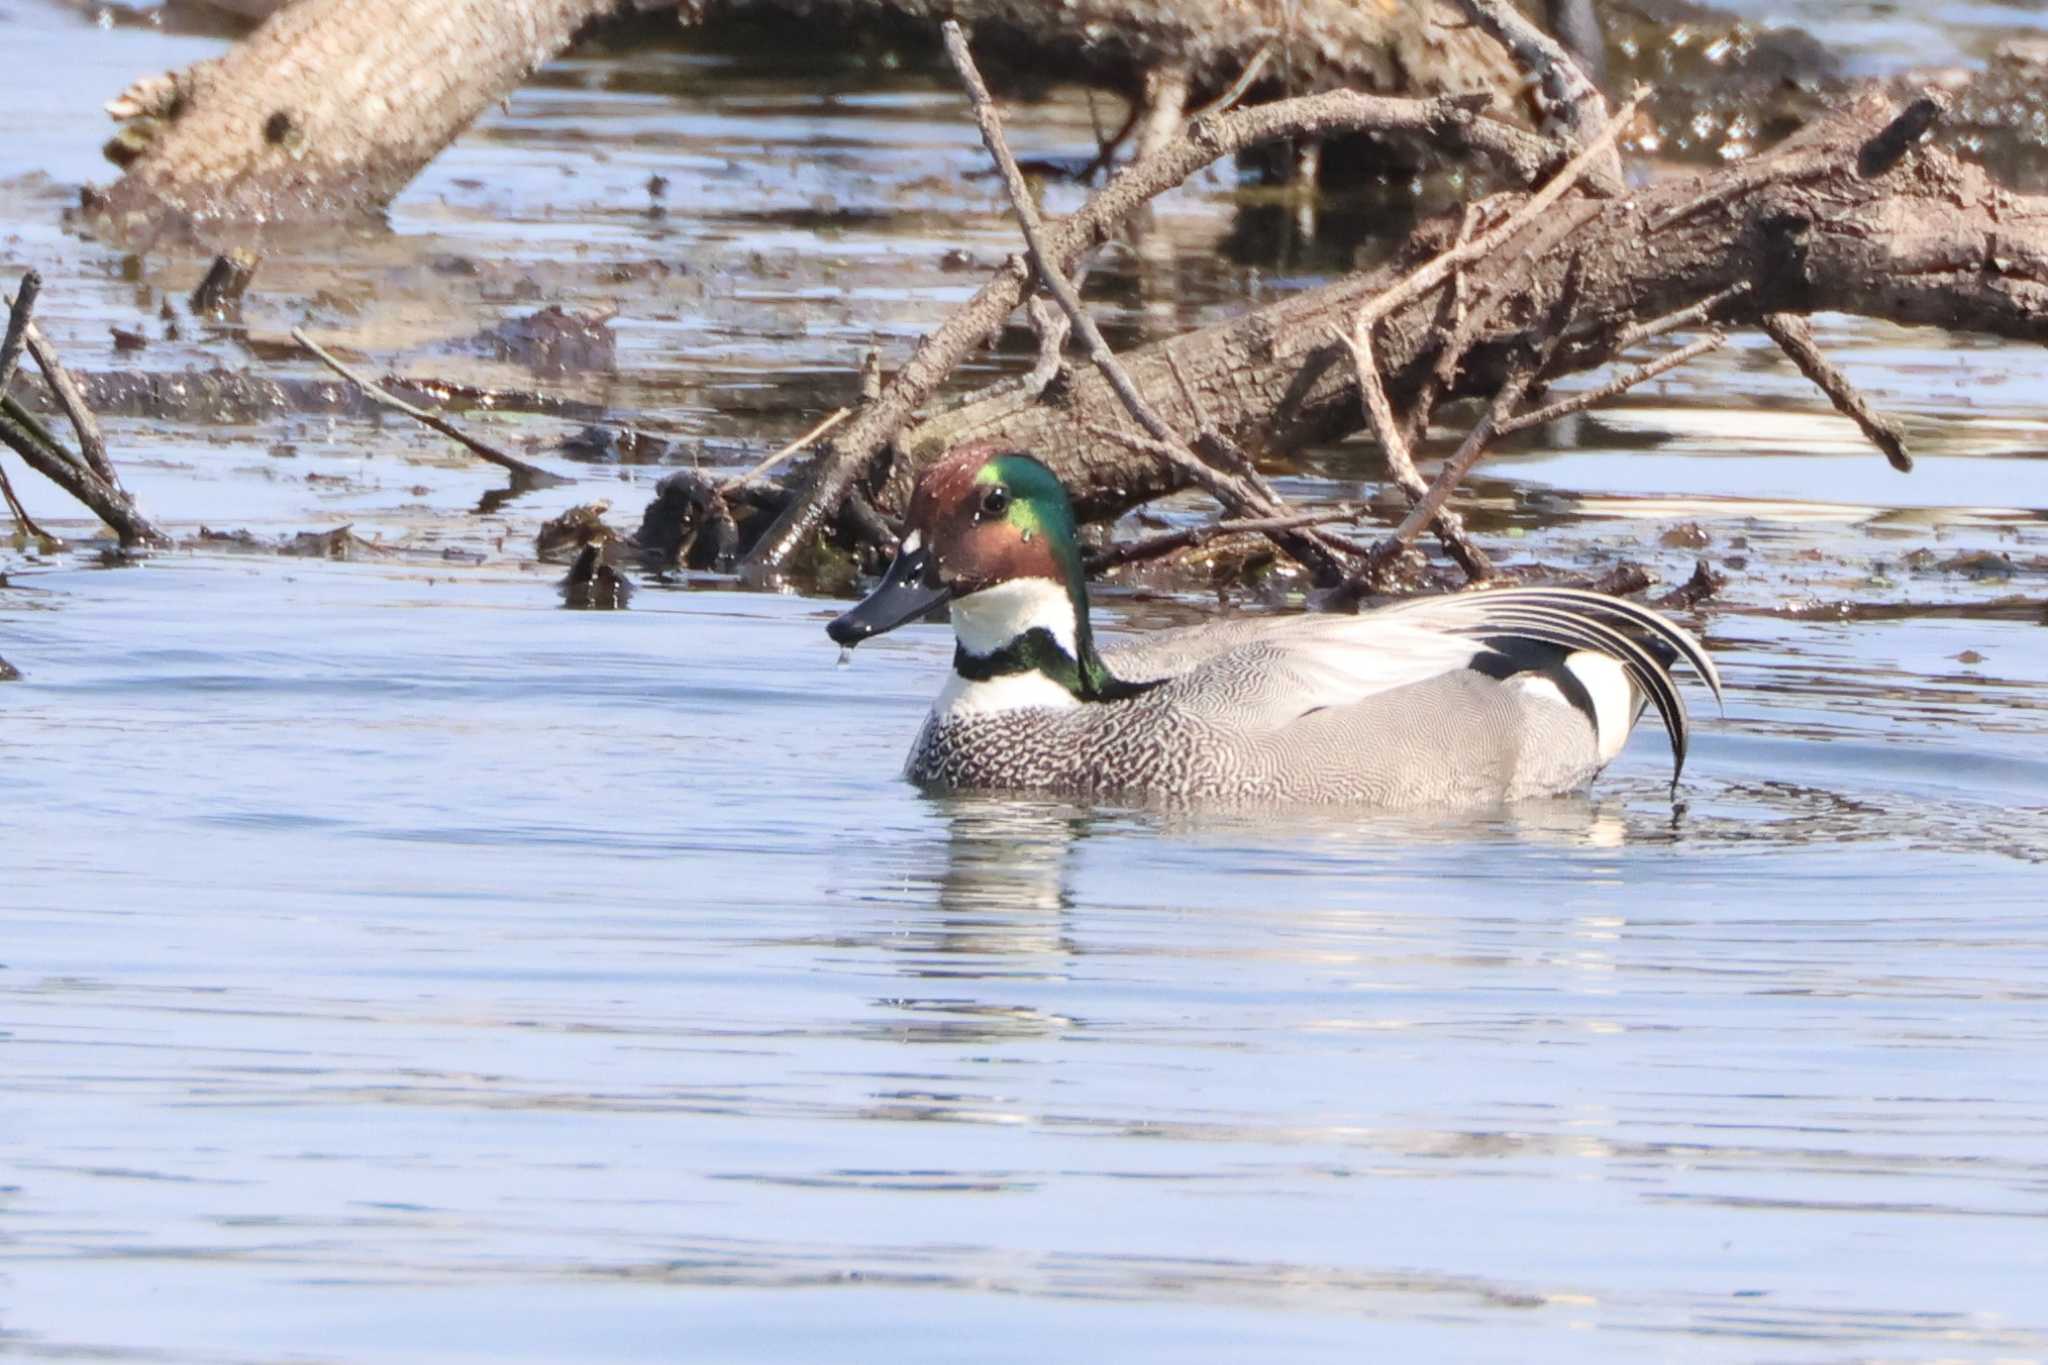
910, 447, 1000, 525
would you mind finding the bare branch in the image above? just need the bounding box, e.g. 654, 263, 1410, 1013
1499, 330, 1728, 435
742, 77, 1554, 573
0, 269, 38, 398
292, 327, 567, 487
1187, 42, 1274, 123
5, 283, 118, 487
1758, 313, 1913, 472
0, 401, 165, 546
720, 407, 853, 494
1349, 86, 1647, 341
1609, 282, 1751, 351
1133, 62, 1192, 162
945, 20, 1352, 584
1452, 0, 1622, 195
1020, 298, 1070, 400
1367, 364, 1536, 571
1086, 508, 1363, 573
0, 458, 56, 543
1340, 324, 1492, 579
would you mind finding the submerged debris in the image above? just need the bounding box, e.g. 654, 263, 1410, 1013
471, 305, 617, 377
536, 500, 624, 563
1655, 558, 1728, 611
557, 425, 673, 464
283, 525, 386, 559
634, 470, 740, 572
537, 499, 634, 609
190, 250, 259, 318
561, 542, 634, 610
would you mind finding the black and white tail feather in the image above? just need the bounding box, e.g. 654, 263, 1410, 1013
1382, 586, 1725, 784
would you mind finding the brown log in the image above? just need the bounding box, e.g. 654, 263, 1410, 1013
876, 90, 2039, 529
93, 0, 1520, 238
95, 0, 617, 235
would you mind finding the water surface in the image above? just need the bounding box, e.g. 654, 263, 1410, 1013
5, 2, 2048, 1360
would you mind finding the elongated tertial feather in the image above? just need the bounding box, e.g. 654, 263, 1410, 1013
1381, 586, 1723, 783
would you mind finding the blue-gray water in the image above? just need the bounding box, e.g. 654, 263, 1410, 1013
5, 1, 2048, 1360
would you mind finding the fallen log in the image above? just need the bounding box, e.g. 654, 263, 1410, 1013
93, 0, 617, 237
797, 88, 2011, 563
92, 0, 1520, 238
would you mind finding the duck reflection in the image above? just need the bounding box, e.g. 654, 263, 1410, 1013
891, 794, 1100, 971
888, 786, 1640, 981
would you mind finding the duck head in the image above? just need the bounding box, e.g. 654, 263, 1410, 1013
828, 447, 1136, 702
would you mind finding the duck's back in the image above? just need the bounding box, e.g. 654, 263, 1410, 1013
908, 613, 1616, 805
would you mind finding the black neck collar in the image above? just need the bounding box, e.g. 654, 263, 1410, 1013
953, 627, 1157, 703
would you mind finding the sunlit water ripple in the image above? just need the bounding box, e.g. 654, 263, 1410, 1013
5, 557, 2046, 1362
4, 0, 2048, 1358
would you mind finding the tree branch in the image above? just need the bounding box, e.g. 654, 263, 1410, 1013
740, 79, 1554, 573
1758, 312, 1913, 472
292, 327, 568, 488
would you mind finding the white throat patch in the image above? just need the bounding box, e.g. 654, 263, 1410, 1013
949, 578, 1079, 660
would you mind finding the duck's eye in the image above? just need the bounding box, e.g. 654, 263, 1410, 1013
978, 485, 1011, 519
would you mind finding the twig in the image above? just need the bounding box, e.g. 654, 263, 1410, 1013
1077, 99, 1141, 182
0, 405, 165, 546
1453, 0, 1623, 196
1372, 365, 1536, 567
5, 283, 117, 487
1610, 282, 1751, 351
0, 458, 55, 542
1348, 86, 1647, 342
0, 269, 38, 397
1020, 298, 1070, 399
1499, 330, 1728, 434
1339, 324, 1491, 579
1757, 313, 1913, 472
947, 21, 1348, 584
719, 406, 852, 494
1331, 93, 1644, 577
1078, 422, 1276, 520
741, 80, 1554, 573
946, 24, 1181, 455
1086, 508, 1362, 572
1187, 43, 1274, 123
292, 327, 565, 486
1133, 63, 1192, 162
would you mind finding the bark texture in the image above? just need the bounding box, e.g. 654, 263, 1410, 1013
689, 0, 1519, 101
95, 0, 616, 234
866, 91, 2044, 526
96, 0, 1521, 235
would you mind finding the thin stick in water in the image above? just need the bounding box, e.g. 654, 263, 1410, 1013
719, 406, 852, 494
292, 327, 564, 486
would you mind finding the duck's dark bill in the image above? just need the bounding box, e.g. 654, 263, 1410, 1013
826, 543, 952, 646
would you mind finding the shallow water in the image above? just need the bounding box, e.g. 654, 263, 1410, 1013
5, 2, 2048, 1360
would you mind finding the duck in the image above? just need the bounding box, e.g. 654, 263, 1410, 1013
827, 446, 1722, 805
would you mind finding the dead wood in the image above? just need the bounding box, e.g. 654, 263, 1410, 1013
93, 0, 1523, 236
1453, 0, 1621, 195
94, 0, 617, 236
741, 83, 1554, 575
1, 276, 166, 548
292, 327, 569, 490
190, 250, 260, 317
1757, 313, 1913, 472
1084, 509, 1365, 574
944, 21, 1351, 584
859, 88, 2039, 558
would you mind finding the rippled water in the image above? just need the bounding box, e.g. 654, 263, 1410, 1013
5, 1, 2048, 1360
